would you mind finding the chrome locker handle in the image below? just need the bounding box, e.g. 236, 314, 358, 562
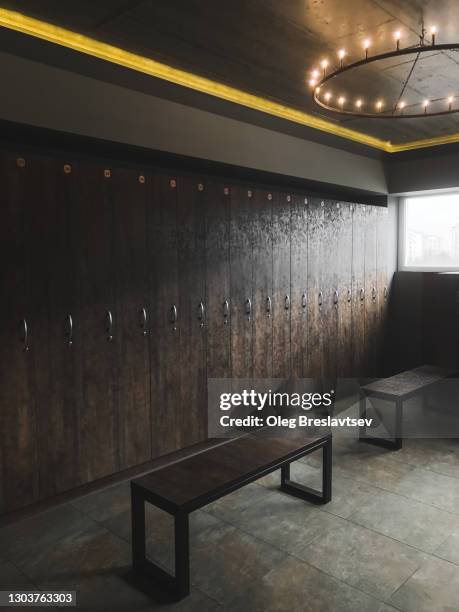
360, 288, 365, 302
197, 301, 205, 328
347, 289, 352, 303
285, 295, 290, 311
372, 286, 377, 302
318, 291, 323, 308
21, 318, 29, 352
170, 304, 178, 331
105, 310, 113, 342
66, 314, 73, 347
333, 290, 339, 308
222, 299, 229, 325
266, 296, 272, 318
245, 298, 252, 321
302, 293, 307, 309
140, 307, 148, 336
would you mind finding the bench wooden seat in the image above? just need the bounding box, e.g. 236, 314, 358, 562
359, 365, 453, 450
131, 431, 332, 599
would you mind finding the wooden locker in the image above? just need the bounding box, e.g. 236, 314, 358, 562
322, 201, 339, 388
376, 206, 389, 377
351, 204, 366, 378
336, 203, 353, 379
177, 176, 207, 448
149, 173, 181, 457
230, 185, 253, 379
113, 167, 151, 469
205, 181, 231, 379
290, 194, 308, 378
307, 199, 325, 385
273, 192, 291, 379
365, 206, 378, 378
0, 152, 39, 512
252, 188, 273, 379
76, 163, 119, 483
37, 158, 82, 498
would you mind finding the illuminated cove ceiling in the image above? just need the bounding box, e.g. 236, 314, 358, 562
2, 0, 459, 150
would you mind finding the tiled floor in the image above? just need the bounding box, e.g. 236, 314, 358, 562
1, 435, 458, 611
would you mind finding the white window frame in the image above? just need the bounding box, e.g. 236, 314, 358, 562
398, 194, 459, 272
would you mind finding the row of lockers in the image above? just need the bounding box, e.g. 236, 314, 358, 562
0, 151, 391, 514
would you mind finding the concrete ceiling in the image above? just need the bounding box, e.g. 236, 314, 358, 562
2, 0, 459, 145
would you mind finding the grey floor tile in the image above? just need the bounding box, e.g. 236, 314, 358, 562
71, 481, 131, 523
349, 489, 459, 553
390, 556, 459, 612
0, 561, 37, 589
223, 555, 388, 612
213, 488, 346, 553
390, 467, 459, 514
0, 504, 94, 567
190, 520, 286, 604
296, 521, 427, 601
434, 532, 459, 565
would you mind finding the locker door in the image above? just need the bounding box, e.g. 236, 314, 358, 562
365, 206, 378, 378
307, 199, 325, 385
113, 168, 151, 469
351, 204, 366, 378
376, 206, 389, 377
149, 174, 181, 457
76, 163, 119, 483
336, 203, 353, 379
177, 177, 207, 448
0, 152, 39, 512
290, 194, 308, 378
230, 185, 253, 379
252, 188, 273, 378
37, 158, 81, 497
322, 201, 339, 388
273, 192, 291, 378
206, 181, 231, 379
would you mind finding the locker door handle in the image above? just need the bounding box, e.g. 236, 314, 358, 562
170, 304, 178, 331
360, 288, 365, 302
266, 296, 272, 317
372, 287, 377, 302
302, 293, 307, 309
222, 300, 229, 324
285, 295, 290, 311
384, 286, 388, 300
197, 301, 205, 327
105, 310, 113, 342
139, 307, 148, 336
347, 289, 352, 303
333, 290, 339, 308
318, 291, 323, 308
21, 318, 29, 352
245, 298, 252, 321
66, 314, 73, 347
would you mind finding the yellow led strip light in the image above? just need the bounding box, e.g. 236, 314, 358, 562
0, 8, 457, 153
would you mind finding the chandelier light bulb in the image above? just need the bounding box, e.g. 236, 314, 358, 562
355, 99, 363, 109
363, 38, 371, 58
399, 101, 405, 109
431, 26, 437, 45
448, 95, 454, 110
311, 69, 320, 79
394, 30, 401, 50
423, 99, 429, 113
338, 96, 345, 108
338, 49, 346, 67
325, 92, 332, 103
321, 58, 329, 73
376, 100, 383, 111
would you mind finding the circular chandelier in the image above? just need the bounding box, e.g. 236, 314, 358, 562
310, 25, 459, 119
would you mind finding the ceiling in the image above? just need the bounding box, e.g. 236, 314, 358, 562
2, 0, 459, 148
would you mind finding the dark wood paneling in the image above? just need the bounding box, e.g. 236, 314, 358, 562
206, 181, 231, 378
230, 185, 253, 379
290, 194, 308, 378
177, 176, 207, 447
307, 199, 324, 384
351, 204, 366, 378
37, 158, 81, 497
149, 173, 181, 457
273, 192, 291, 378
0, 152, 39, 511
376, 206, 389, 377
76, 163, 119, 483
364, 205, 378, 378
113, 167, 151, 469
336, 202, 353, 378
252, 188, 273, 378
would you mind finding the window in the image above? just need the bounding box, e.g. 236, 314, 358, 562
400, 193, 459, 271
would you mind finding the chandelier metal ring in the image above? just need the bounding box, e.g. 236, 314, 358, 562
312, 42, 459, 119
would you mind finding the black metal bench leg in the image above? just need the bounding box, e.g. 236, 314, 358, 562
280, 437, 332, 504
131, 483, 190, 600
359, 395, 403, 450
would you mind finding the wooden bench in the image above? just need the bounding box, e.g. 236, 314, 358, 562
131, 431, 332, 599
359, 364, 453, 450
